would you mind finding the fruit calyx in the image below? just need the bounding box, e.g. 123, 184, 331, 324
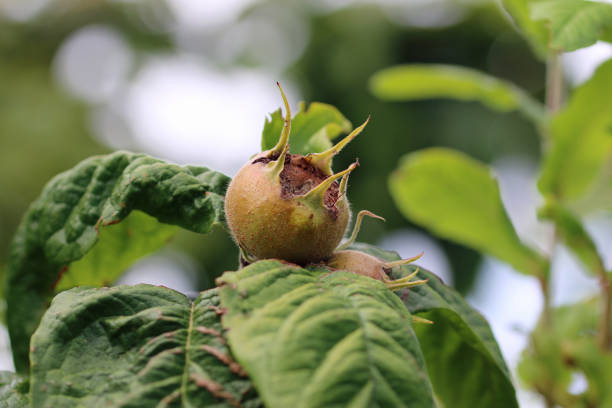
252, 83, 364, 218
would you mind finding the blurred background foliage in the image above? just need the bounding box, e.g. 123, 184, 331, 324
0, 0, 546, 294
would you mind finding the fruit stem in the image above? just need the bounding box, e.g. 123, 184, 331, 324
306, 116, 370, 175
299, 161, 358, 206
336, 210, 385, 251
269, 82, 292, 157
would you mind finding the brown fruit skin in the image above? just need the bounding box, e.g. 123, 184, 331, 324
326, 250, 387, 281
225, 157, 350, 264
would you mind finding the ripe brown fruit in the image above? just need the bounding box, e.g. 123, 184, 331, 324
224, 84, 368, 264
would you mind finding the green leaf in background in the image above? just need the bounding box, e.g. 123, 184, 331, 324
501, 0, 549, 58
369, 64, 545, 125
538, 59, 612, 211
5, 151, 230, 373
218, 260, 435, 408
519, 298, 612, 407
538, 202, 606, 276
0, 371, 28, 408
261, 102, 352, 155
531, 0, 612, 52
30, 285, 261, 407
350, 243, 518, 408
389, 147, 547, 276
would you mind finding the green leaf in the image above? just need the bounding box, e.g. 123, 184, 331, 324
501, 0, 549, 58
350, 243, 519, 408
5, 151, 230, 373
531, 0, 612, 52
389, 147, 547, 276
261, 102, 352, 155
30, 284, 261, 407
370, 64, 545, 125
218, 260, 435, 408
54, 211, 176, 291
519, 298, 612, 407
538, 59, 612, 211
538, 202, 605, 276
0, 371, 29, 408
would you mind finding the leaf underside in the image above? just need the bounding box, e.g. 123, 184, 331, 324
350, 243, 519, 408
531, 0, 612, 52
5, 151, 230, 373
30, 284, 261, 408
218, 260, 435, 408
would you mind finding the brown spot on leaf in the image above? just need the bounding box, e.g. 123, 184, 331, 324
196, 326, 226, 343
201, 345, 247, 377
190, 374, 241, 407
208, 305, 226, 316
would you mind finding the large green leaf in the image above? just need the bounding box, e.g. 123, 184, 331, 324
30, 284, 261, 407
370, 64, 545, 125
389, 147, 547, 276
0, 371, 28, 408
531, 0, 612, 52
5, 151, 230, 373
501, 0, 549, 58
519, 298, 612, 407
350, 243, 519, 408
538, 59, 612, 211
261, 102, 352, 155
218, 260, 435, 408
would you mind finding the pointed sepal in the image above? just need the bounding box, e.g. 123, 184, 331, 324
305, 116, 370, 175
268, 82, 291, 158
298, 161, 358, 209
383, 267, 429, 291
336, 210, 385, 251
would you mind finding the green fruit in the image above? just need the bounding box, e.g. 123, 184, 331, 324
224, 84, 368, 264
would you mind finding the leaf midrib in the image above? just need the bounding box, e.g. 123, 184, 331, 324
351, 297, 379, 407
180, 301, 196, 406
